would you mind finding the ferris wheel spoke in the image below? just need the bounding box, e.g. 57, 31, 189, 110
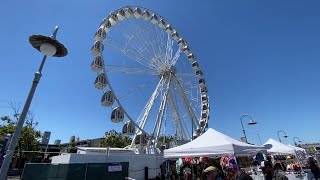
137, 21, 172, 69
170, 47, 182, 66
131, 76, 165, 146
108, 21, 145, 55
156, 26, 167, 62
108, 31, 164, 71
119, 19, 165, 69
175, 72, 196, 77
115, 19, 151, 56
100, 66, 150, 137
176, 75, 200, 103
167, 92, 188, 140
117, 79, 156, 100
172, 75, 198, 131
105, 65, 158, 75
105, 35, 155, 69
142, 23, 168, 68
165, 35, 173, 64
130, 19, 168, 69
134, 21, 161, 55
149, 26, 167, 61
135, 20, 164, 60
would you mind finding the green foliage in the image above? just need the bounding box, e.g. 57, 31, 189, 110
19, 125, 42, 160
0, 102, 42, 161
159, 135, 174, 144
309, 147, 316, 153
67, 138, 77, 153
100, 130, 131, 148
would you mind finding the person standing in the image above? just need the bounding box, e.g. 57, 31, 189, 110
236, 171, 253, 180
180, 157, 193, 180
203, 166, 222, 180
264, 161, 288, 180
308, 157, 320, 180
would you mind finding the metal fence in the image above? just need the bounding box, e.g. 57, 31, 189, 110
21, 162, 129, 180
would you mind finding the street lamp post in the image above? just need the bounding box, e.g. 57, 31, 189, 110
293, 137, 301, 146
277, 130, 288, 143
0, 26, 67, 179
240, 114, 257, 143
257, 133, 262, 145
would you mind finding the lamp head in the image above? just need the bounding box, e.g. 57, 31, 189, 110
29, 35, 68, 57
284, 135, 288, 138
248, 120, 257, 125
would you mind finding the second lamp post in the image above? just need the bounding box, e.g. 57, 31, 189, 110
240, 114, 257, 143
277, 130, 288, 143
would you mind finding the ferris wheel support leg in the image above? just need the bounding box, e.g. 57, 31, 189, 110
167, 93, 188, 140
172, 75, 198, 133
152, 75, 171, 147
130, 76, 164, 147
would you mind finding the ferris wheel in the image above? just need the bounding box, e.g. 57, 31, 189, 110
91, 6, 210, 152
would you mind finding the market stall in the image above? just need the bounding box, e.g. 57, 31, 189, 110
264, 138, 296, 155
164, 128, 266, 158
259, 139, 310, 179
263, 139, 308, 170
287, 144, 307, 154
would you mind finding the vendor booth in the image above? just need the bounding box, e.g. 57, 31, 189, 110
261, 139, 311, 180
287, 144, 307, 154
264, 138, 297, 155
164, 128, 266, 158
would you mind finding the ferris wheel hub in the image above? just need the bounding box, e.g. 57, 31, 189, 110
159, 65, 176, 77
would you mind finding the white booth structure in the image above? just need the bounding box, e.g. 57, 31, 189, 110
263, 138, 306, 155
164, 128, 266, 158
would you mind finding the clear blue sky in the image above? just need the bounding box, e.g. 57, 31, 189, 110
0, 0, 319, 145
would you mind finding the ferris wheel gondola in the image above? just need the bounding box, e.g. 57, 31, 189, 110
122, 121, 135, 136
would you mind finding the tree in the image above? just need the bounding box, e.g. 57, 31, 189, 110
100, 130, 131, 148
159, 135, 175, 144
0, 102, 41, 167
67, 137, 77, 153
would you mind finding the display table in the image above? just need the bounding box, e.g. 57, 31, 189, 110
286, 174, 308, 180
250, 173, 308, 180
250, 174, 264, 180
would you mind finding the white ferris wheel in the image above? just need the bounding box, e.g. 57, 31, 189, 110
91, 6, 210, 153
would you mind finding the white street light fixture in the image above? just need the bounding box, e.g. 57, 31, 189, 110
40, 43, 57, 56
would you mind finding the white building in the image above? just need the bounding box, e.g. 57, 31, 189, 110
51, 147, 163, 179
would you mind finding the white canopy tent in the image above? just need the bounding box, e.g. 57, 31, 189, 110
164, 128, 266, 158
286, 144, 306, 154
264, 138, 298, 155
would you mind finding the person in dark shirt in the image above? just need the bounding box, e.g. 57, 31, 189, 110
180, 162, 192, 180
308, 157, 320, 180
236, 171, 253, 180
264, 161, 288, 180
273, 162, 286, 172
